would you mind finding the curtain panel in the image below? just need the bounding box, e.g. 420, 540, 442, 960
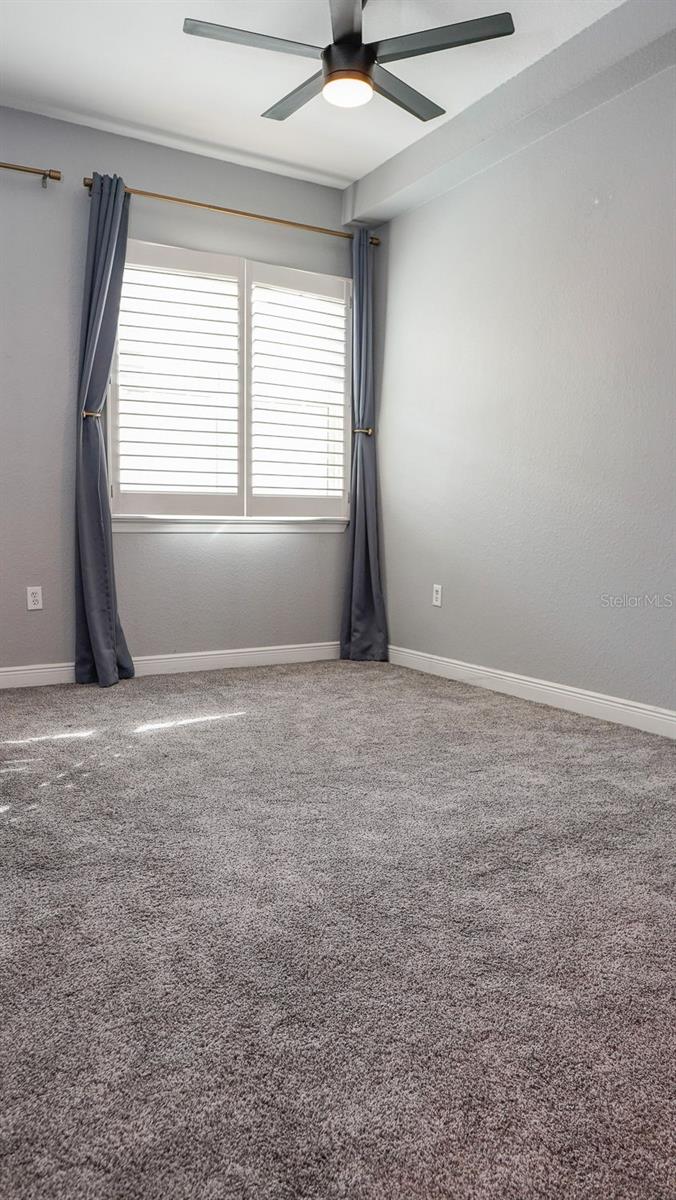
75, 173, 134, 687
340, 227, 388, 661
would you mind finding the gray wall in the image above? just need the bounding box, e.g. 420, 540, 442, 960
376, 67, 676, 709
0, 107, 350, 668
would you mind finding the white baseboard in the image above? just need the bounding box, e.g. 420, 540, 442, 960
389, 645, 676, 740
134, 641, 340, 676
0, 661, 76, 689
4, 641, 673, 740
0, 641, 340, 690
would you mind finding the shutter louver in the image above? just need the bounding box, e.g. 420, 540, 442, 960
117, 265, 240, 495
250, 283, 348, 499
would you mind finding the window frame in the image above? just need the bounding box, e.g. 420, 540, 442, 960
109, 240, 351, 524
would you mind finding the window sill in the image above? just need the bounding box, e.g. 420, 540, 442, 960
111, 515, 349, 535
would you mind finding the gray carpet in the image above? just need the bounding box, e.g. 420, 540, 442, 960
1, 662, 674, 1200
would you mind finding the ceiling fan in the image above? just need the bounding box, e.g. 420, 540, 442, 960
183, 1, 515, 122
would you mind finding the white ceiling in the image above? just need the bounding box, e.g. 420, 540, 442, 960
0, 0, 626, 187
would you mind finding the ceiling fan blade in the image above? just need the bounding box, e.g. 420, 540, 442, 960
183, 18, 321, 60
372, 12, 514, 64
261, 70, 324, 120
328, 0, 362, 43
372, 65, 444, 122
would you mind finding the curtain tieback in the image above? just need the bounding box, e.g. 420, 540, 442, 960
82, 411, 102, 418
353, 427, 373, 436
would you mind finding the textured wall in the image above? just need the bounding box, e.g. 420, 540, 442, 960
0, 107, 349, 668
376, 68, 676, 709
114, 534, 344, 657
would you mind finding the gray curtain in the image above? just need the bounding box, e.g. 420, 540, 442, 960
75, 174, 134, 687
340, 227, 388, 661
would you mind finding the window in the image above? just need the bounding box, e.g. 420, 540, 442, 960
110, 241, 351, 521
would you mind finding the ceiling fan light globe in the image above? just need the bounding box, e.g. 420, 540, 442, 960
322, 71, 374, 108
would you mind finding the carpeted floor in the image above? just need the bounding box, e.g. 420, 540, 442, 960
1, 661, 674, 1200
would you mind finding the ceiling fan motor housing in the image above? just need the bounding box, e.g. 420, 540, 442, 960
321, 39, 376, 88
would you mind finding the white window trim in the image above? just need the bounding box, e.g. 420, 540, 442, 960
108, 240, 352, 531
111, 516, 348, 534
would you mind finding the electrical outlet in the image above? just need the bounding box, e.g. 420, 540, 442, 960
26, 586, 43, 611
432, 584, 442, 608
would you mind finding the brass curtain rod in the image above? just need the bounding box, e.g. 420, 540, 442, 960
82, 176, 379, 246
1, 160, 62, 183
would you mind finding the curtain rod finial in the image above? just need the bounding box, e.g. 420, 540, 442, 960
0, 161, 62, 184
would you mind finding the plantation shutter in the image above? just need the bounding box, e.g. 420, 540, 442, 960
113, 244, 243, 516
248, 263, 350, 518
110, 245, 350, 522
